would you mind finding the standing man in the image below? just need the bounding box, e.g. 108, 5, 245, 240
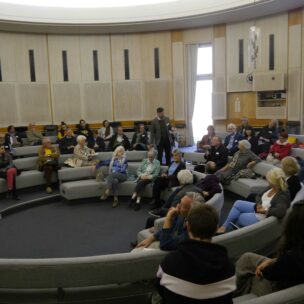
150, 107, 172, 166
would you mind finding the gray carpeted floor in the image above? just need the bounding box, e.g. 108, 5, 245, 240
0, 186, 239, 259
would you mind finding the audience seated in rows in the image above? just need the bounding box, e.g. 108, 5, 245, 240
108, 126, 131, 151
235, 200, 304, 297
216, 139, 261, 185
129, 149, 160, 211
197, 125, 216, 152
26, 123, 43, 146
194, 136, 228, 173
98, 120, 114, 142
59, 128, 77, 154
131, 123, 149, 151
281, 156, 302, 201
5, 125, 22, 151
100, 146, 128, 207
217, 167, 290, 233
133, 192, 204, 251
88, 130, 105, 152
150, 148, 186, 210
224, 123, 243, 156
72, 135, 97, 167
37, 137, 59, 194
257, 119, 279, 154
244, 125, 259, 155
0, 144, 18, 199
264, 131, 292, 165
156, 204, 236, 304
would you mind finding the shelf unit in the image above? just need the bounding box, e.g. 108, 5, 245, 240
256, 91, 287, 119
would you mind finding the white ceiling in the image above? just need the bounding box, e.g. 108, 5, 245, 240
0, 0, 302, 34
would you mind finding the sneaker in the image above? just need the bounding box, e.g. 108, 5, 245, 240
112, 197, 118, 208
134, 203, 141, 211
148, 209, 161, 218
46, 186, 53, 194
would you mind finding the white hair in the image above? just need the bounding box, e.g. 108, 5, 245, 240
177, 170, 193, 185
77, 135, 87, 143
239, 139, 251, 150
227, 123, 237, 130
186, 192, 205, 204
113, 145, 126, 158
148, 148, 157, 158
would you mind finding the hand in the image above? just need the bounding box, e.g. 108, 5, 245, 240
255, 258, 274, 278
202, 191, 209, 197
167, 207, 178, 219
161, 173, 167, 177
247, 161, 255, 168
256, 205, 266, 214
133, 144, 136, 149
136, 236, 156, 248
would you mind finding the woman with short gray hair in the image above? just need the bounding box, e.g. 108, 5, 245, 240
73, 135, 97, 167
129, 149, 160, 211
216, 139, 261, 185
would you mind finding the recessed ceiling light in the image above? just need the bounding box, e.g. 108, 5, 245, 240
0, 0, 177, 8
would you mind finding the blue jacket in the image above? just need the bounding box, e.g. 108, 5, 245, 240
224, 132, 244, 156
110, 157, 128, 175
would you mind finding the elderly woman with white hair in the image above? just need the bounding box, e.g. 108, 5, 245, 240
100, 146, 128, 207
73, 135, 97, 167
217, 167, 290, 233
216, 139, 261, 185
130, 149, 160, 211
224, 123, 244, 156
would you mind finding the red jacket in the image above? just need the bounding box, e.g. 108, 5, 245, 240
269, 141, 292, 160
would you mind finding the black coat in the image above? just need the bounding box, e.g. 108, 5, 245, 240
205, 144, 228, 170
88, 136, 105, 152
59, 136, 77, 154
131, 132, 149, 150
108, 134, 131, 151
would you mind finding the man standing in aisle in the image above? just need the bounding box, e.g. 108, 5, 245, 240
150, 107, 172, 166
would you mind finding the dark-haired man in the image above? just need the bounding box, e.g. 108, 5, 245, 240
156, 204, 236, 304
150, 107, 172, 166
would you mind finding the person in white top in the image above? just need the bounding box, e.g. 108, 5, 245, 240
217, 167, 290, 233
98, 120, 114, 141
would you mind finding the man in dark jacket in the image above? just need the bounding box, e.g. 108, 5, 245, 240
108, 126, 131, 151
194, 136, 228, 173
59, 128, 77, 154
156, 204, 236, 304
224, 123, 243, 156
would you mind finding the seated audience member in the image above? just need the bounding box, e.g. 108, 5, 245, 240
59, 128, 77, 154
281, 156, 301, 201
197, 125, 216, 152
88, 130, 105, 152
57, 121, 70, 140
134, 192, 203, 251
129, 149, 160, 211
156, 204, 236, 304
77, 119, 93, 142
149, 169, 203, 218
100, 146, 128, 208
257, 119, 279, 154
244, 126, 259, 155
73, 135, 97, 167
217, 167, 290, 233
194, 136, 228, 173
5, 125, 22, 150
150, 148, 186, 210
0, 132, 7, 148
235, 201, 304, 297
216, 140, 261, 185
131, 123, 149, 151
224, 123, 243, 156
108, 126, 131, 151
0, 144, 18, 199
195, 161, 222, 201
26, 123, 43, 146
265, 131, 292, 165
98, 120, 114, 141
238, 116, 250, 136
37, 137, 60, 194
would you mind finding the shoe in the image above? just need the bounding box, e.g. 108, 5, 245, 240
134, 203, 141, 211
129, 197, 136, 207
100, 189, 110, 200
130, 241, 137, 248
46, 186, 53, 194
148, 209, 161, 218
112, 197, 118, 208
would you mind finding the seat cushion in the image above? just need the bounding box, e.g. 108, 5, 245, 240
16, 170, 57, 189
